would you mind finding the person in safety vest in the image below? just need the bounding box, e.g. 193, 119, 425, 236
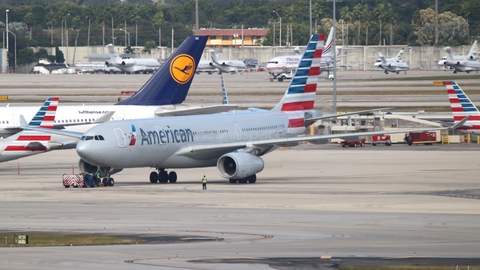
202, 175, 207, 190
96, 172, 101, 187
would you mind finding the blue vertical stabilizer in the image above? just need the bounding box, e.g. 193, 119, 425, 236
116, 36, 208, 106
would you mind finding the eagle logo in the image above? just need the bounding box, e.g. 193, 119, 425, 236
129, 124, 137, 146
170, 54, 195, 84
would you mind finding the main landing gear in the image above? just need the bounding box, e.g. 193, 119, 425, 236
229, 174, 257, 184
149, 169, 177, 183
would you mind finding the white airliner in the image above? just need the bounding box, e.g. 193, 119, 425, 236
32, 33, 462, 186
374, 49, 410, 74
207, 49, 247, 74
440, 44, 480, 74
266, 27, 335, 81
105, 44, 161, 74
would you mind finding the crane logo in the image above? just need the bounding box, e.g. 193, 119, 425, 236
170, 54, 195, 84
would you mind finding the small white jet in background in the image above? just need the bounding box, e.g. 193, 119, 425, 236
440, 44, 480, 74
105, 44, 161, 74
374, 48, 410, 74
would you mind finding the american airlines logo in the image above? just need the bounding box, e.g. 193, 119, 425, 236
140, 127, 194, 145
78, 110, 109, 114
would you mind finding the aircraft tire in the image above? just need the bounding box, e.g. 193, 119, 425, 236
150, 172, 158, 183
159, 171, 169, 183
168, 171, 177, 183
248, 175, 257, 183
102, 178, 108, 185
238, 178, 248, 184
229, 179, 237, 184
108, 178, 115, 186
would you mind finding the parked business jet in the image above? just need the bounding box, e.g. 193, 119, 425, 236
440, 45, 480, 74
438, 40, 478, 71
105, 44, 161, 74
266, 27, 335, 81
196, 59, 219, 74
207, 49, 247, 74
0, 97, 60, 163
32, 33, 462, 186
445, 81, 480, 134
374, 49, 410, 74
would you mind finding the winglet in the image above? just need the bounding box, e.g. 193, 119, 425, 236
451, 115, 471, 129
116, 36, 208, 106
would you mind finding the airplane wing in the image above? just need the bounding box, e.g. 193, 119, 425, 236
174, 117, 470, 159
306, 108, 391, 122
53, 111, 116, 129
154, 105, 238, 117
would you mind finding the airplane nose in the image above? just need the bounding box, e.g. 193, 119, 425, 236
76, 141, 101, 164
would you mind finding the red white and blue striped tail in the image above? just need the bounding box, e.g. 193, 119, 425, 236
446, 81, 480, 131
1, 97, 59, 159
272, 33, 325, 112
28, 97, 59, 128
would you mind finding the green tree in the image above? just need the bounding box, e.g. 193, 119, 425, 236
142, 40, 156, 55
152, 11, 165, 47
55, 47, 65, 63
23, 12, 34, 40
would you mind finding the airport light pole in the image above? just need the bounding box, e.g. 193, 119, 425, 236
273, 10, 281, 47
7, 30, 16, 72
119, 29, 130, 47
5, 9, 8, 73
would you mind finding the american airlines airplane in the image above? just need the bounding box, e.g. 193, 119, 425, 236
266, 27, 335, 82
374, 49, 410, 74
32, 33, 461, 186
0, 98, 60, 162
440, 45, 480, 74
105, 44, 161, 74
445, 81, 480, 134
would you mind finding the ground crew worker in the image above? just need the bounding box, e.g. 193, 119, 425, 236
96, 172, 101, 187
202, 175, 207, 190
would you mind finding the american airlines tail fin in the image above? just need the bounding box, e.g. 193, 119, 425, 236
323, 27, 334, 57
0, 97, 59, 162
271, 33, 325, 112
445, 81, 480, 131
395, 49, 404, 61
468, 40, 478, 60
116, 36, 208, 106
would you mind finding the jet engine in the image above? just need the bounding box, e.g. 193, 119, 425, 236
105, 61, 111, 67
217, 152, 264, 179
78, 159, 123, 175
121, 59, 136, 67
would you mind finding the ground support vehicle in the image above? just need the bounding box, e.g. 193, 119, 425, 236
340, 138, 366, 147
371, 135, 392, 146
405, 131, 437, 145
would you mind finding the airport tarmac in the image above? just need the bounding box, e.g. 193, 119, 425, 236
1, 70, 480, 110
1, 144, 480, 269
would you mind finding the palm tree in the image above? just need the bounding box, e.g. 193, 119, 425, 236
46, 11, 56, 45
23, 12, 34, 40
374, 3, 386, 45
142, 40, 156, 55
152, 11, 164, 47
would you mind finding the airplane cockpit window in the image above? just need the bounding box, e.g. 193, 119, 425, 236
375, 60, 381, 63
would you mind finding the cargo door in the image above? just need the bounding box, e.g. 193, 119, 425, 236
113, 128, 127, 148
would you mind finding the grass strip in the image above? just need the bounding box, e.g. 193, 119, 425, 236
0, 233, 146, 247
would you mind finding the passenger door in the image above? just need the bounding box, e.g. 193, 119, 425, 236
113, 128, 127, 148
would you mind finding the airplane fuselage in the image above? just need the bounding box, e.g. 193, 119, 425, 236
76, 110, 313, 170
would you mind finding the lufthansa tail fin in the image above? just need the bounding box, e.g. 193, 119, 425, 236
116, 36, 208, 106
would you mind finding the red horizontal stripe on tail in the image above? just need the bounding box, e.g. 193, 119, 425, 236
304, 84, 317, 93
16, 135, 51, 141
451, 107, 467, 112
288, 118, 304, 128
454, 116, 480, 121
447, 90, 457, 95
5, 145, 47, 151
46, 106, 58, 111
308, 67, 320, 76
281, 101, 314, 111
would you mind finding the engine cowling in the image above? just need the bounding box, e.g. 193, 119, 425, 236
121, 59, 136, 67
78, 159, 123, 175
217, 152, 264, 179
